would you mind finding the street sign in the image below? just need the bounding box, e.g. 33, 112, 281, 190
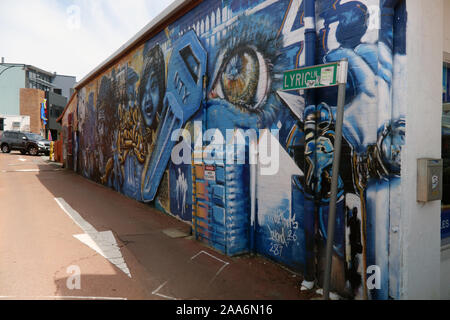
283, 62, 345, 91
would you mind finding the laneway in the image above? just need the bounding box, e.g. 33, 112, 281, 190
0, 152, 308, 300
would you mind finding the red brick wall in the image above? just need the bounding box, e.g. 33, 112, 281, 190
20, 88, 45, 134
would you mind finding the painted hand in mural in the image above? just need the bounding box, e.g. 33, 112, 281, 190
175, 168, 188, 216
324, 42, 405, 184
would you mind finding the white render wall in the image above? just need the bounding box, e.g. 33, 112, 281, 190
441, 0, 450, 300
400, 0, 443, 299
444, 0, 450, 55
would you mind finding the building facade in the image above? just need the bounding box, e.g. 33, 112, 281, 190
0, 62, 75, 138
0, 115, 30, 133
58, 0, 448, 299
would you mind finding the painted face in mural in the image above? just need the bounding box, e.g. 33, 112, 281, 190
207, 16, 288, 133
138, 44, 165, 129
140, 71, 160, 127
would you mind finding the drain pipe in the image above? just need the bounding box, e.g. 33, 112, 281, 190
250, 137, 257, 254
302, 0, 319, 293
304, 0, 317, 71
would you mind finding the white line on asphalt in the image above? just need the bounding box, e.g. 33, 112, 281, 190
55, 198, 96, 232
0, 169, 62, 173
191, 250, 229, 265
0, 296, 127, 300
54, 198, 132, 278
191, 250, 230, 285
152, 282, 178, 300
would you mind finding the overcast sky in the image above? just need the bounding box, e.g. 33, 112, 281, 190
0, 0, 175, 82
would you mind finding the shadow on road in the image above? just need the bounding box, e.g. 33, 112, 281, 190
34, 160, 307, 300
53, 274, 141, 300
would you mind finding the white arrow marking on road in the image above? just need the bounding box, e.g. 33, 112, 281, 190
54, 198, 131, 278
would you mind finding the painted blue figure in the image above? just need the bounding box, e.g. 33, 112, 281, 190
322, 18, 405, 301
107, 45, 167, 199
297, 0, 405, 299
169, 164, 192, 222
299, 103, 347, 297
205, 15, 291, 255
281, 0, 406, 299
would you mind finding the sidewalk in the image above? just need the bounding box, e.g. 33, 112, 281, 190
35, 159, 313, 300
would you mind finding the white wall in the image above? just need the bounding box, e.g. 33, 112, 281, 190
444, 0, 450, 54
0, 115, 30, 132
441, 0, 450, 300
400, 0, 443, 299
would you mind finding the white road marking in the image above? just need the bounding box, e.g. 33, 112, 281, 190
18, 158, 26, 162
0, 169, 62, 173
54, 198, 132, 278
190, 251, 230, 285
152, 282, 178, 300
191, 250, 229, 265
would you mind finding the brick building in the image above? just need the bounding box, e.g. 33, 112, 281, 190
19, 88, 46, 135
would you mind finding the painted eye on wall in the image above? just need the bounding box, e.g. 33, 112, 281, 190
210, 46, 270, 112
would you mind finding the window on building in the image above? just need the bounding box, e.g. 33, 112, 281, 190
12, 122, 21, 131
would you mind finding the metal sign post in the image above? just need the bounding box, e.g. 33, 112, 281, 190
322, 60, 348, 300
283, 59, 348, 300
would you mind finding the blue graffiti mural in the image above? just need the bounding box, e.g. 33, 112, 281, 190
74, 0, 407, 300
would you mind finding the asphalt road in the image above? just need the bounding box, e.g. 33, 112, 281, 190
0, 151, 308, 300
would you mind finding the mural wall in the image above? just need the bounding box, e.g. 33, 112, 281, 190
70, 0, 407, 300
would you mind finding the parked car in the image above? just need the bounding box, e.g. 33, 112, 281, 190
0, 131, 50, 156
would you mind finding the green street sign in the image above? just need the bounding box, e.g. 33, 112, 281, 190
283, 62, 340, 91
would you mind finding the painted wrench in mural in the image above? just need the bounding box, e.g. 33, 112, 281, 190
141, 30, 207, 202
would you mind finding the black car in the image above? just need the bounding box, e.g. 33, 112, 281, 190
0, 131, 50, 156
